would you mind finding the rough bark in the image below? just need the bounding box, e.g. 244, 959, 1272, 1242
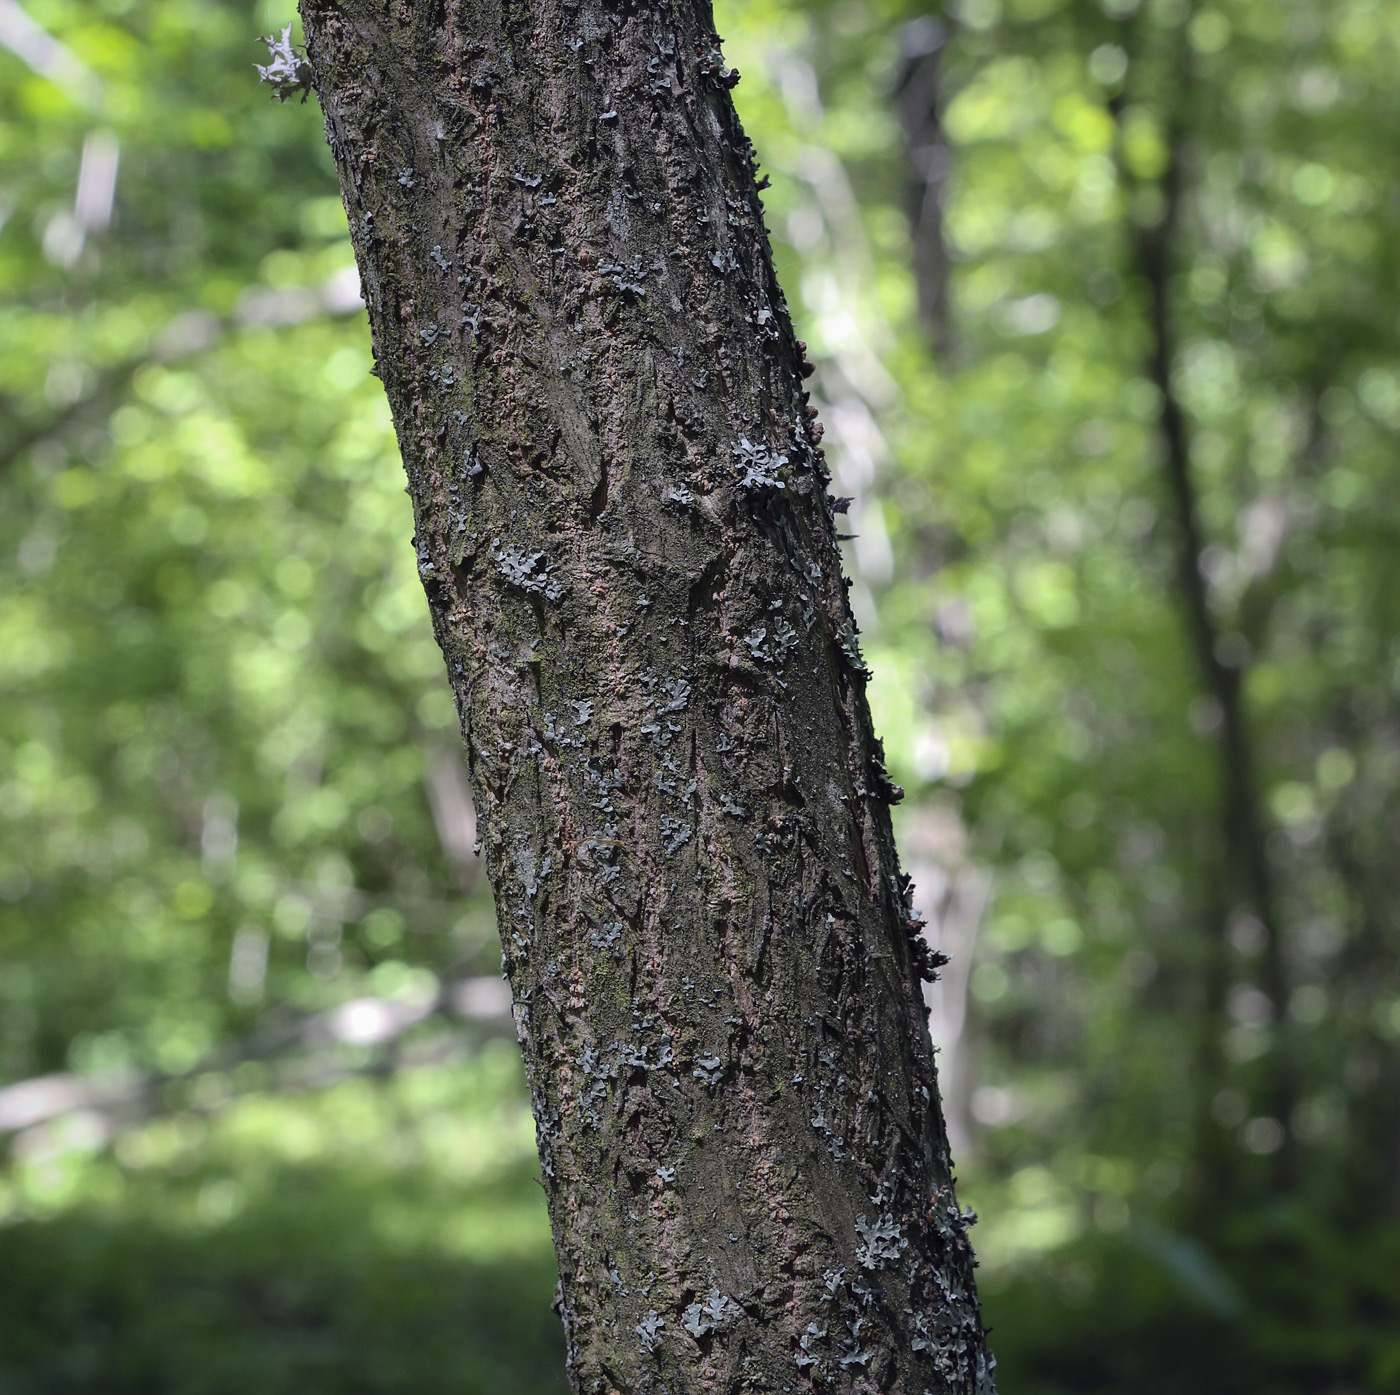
295, 2, 994, 1390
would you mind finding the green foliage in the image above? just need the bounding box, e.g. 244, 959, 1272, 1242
718, 0, 1400, 1385
984, 1207, 1400, 1394
0, 1049, 566, 1394
1, 0, 497, 1087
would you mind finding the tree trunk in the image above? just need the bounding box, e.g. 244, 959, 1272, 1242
893, 16, 955, 361
296, 2, 994, 1389
1111, 64, 1298, 1194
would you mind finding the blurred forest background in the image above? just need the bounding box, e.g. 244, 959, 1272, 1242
2, 0, 1399, 1390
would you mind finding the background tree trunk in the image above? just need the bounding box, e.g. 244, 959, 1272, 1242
1109, 34, 1299, 1198
297, 2, 994, 1390
893, 15, 955, 362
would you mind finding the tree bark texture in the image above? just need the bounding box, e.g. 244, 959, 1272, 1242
298, 3, 995, 1391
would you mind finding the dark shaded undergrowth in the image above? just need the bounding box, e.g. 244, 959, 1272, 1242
0, 1164, 566, 1395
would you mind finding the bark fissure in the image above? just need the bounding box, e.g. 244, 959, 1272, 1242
298, 2, 993, 1390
